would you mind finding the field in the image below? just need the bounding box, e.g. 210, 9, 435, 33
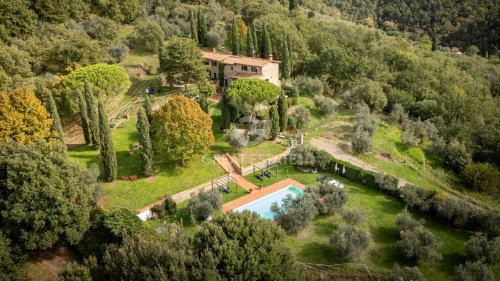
244, 163, 500, 280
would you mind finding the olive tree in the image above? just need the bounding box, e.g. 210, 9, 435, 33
271, 193, 318, 234
330, 224, 371, 261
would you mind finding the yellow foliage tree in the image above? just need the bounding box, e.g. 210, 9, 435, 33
0, 88, 56, 144
236, 18, 248, 54
152, 95, 214, 166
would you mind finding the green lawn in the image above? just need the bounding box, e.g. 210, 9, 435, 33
244, 163, 479, 280
69, 103, 227, 211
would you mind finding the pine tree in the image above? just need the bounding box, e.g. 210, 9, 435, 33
190, 10, 198, 43
252, 23, 258, 57
269, 105, 279, 140
197, 9, 207, 45
261, 23, 272, 58
231, 17, 239, 55
289, 0, 298, 11
278, 92, 288, 132
246, 27, 254, 56
77, 91, 91, 145
221, 93, 231, 130
46, 91, 64, 143
144, 95, 153, 125
281, 40, 292, 79
137, 108, 154, 177
98, 95, 117, 182
84, 81, 100, 149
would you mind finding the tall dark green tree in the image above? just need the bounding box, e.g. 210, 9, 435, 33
289, 0, 298, 11
84, 81, 100, 149
98, 95, 117, 182
251, 23, 258, 57
269, 105, 279, 140
278, 92, 288, 132
197, 9, 207, 45
231, 17, 239, 55
143, 95, 153, 125
221, 93, 231, 130
77, 91, 92, 145
260, 23, 272, 58
136, 108, 154, 177
45, 91, 64, 143
190, 9, 198, 43
281, 40, 292, 79
218, 62, 225, 87
246, 26, 254, 56
197, 94, 209, 113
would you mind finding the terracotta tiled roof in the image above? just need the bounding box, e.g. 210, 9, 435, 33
201, 51, 280, 67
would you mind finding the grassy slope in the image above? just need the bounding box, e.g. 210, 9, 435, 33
244, 163, 477, 280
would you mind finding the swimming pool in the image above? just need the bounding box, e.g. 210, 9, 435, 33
233, 185, 304, 220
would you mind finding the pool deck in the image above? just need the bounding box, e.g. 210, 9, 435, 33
222, 178, 307, 212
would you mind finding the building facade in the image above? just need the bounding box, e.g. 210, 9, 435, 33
202, 50, 281, 88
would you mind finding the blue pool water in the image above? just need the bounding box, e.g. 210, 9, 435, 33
233, 185, 304, 220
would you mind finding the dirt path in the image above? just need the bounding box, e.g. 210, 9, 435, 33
310, 137, 408, 187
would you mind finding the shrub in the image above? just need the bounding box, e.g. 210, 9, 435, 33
445, 139, 472, 173
312, 149, 333, 171
289, 105, 311, 129
462, 163, 500, 194
60, 262, 92, 281
351, 80, 387, 112
187, 190, 223, 223
375, 173, 399, 193
330, 225, 371, 261
151, 205, 166, 219
389, 103, 408, 125
388, 264, 426, 281
313, 95, 336, 115
287, 116, 297, 129
205, 28, 226, 49
465, 234, 500, 265
399, 184, 435, 212
295, 75, 323, 96
226, 125, 248, 152
130, 19, 164, 53
108, 43, 129, 63
0, 233, 25, 281
309, 184, 347, 215
271, 193, 318, 234
395, 212, 423, 233
342, 208, 366, 226
103, 209, 143, 241
401, 130, 419, 147
354, 103, 376, 136
455, 261, 494, 281
290, 145, 316, 168
398, 226, 441, 261
164, 197, 177, 215
351, 128, 373, 154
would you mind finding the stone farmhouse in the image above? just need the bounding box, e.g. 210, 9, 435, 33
201, 49, 281, 88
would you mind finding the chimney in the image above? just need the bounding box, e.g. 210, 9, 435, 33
212, 48, 216, 53
268, 53, 273, 61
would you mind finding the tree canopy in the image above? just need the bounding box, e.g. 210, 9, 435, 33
227, 78, 281, 114
0, 142, 98, 250
152, 95, 214, 166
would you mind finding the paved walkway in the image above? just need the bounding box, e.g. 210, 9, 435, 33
222, 178, 306, 212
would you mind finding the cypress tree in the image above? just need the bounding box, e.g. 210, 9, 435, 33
282, 40, 292, 79
246, 27, 254, 56
261, 23, 272, 58
220, 93, 231, 130
144, 95, 153, 125
197, 9, 207, 45
278, 92, 288, 132
98, 95, 117, 182
77, 91, 92, 145
137, 108, 154, 177
289, 0, 298, 11
190, 10, 198, 43
231, 17, 239, 55
252, 23, 258, 57
218, 62, 225, 87
84, 81, 100, 149
269, 105, 279, 140
46, 91, 64, 143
